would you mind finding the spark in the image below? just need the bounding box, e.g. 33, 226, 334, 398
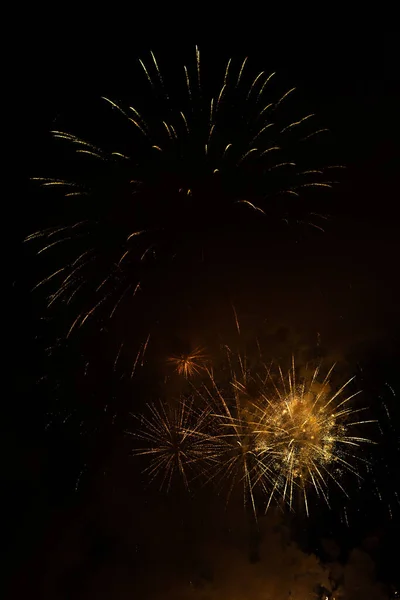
37, 237, 72, 255
46, 225, 73, 238
222, 143, 232, 158
260, 145, 280, 156
180, 111, 189, 133
209, 98, 214, 126
150, 50, 165, 92
126, 229, 151, 241
257, 103, 273, 119
257, 72, 276, 101
300, 170, 324, 175
195, 45, 201, 90
169, 124, 178, 139
47, 275, 79, 307
237, 148, 258, 164
163, 121, 173, 139
114, 342, 124, 371
130, 342, 143, 378
76, 150, 104, 159
118, 249, 131, 266
231, 303, 241, 335
79, 293, 111, 328
249, 123, 274, 145
246, 71, 265, 101
280, 114, 314, 134
267, 162, 296, 171
140, 245, 155, 261
109, 283, 133, 318
184, 65, 192, 101
128, 106, 145, 121
128, 118, 148, 137
223, 58, 232, 85
275, 87, 296, 107
305, 221, 325, 232
66, 312, 83, 338
101, 97, 129, 117
52, 132, 102, 153
236, 200, 266, 215
31, 267, 65, 291
138, 58, 154, 87
236, 57, 248, 87
66, 282, 84, 305
216, 84, 226, 111
32, 178, 77, 188
297, 182, 332, 189
207, 123, 216, 144
301, 128, 329, 141
141, 332, 151, 367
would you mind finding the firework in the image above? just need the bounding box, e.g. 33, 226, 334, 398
129, 396, 221, 491
131, 346, 375, 515
27, 47, 341, 337
167, 346, 208, 378
199, 354, 376, 516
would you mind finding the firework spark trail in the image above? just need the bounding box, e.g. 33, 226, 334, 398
141, 333, 151, 367
129, 333, 151, 378
113, 342, 124, 372
231, 304, 241, 336
130, 343, 143, 379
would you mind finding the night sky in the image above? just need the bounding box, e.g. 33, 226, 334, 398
7, 24, 400, 599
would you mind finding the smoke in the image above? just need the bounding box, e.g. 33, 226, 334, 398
322, 537, 390, 600
124, 510, 333, 599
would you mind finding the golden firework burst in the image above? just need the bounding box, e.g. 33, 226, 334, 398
198, 354, 375, 516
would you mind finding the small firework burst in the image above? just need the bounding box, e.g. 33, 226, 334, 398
128, 396, 220, 491
167, 346, 208, 378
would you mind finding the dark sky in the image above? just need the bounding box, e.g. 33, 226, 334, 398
7, 24, 400, 599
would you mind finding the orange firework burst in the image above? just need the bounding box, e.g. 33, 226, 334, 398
167, 347, 208, 378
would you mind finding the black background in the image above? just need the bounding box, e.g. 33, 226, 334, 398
7, 20, 400, 599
